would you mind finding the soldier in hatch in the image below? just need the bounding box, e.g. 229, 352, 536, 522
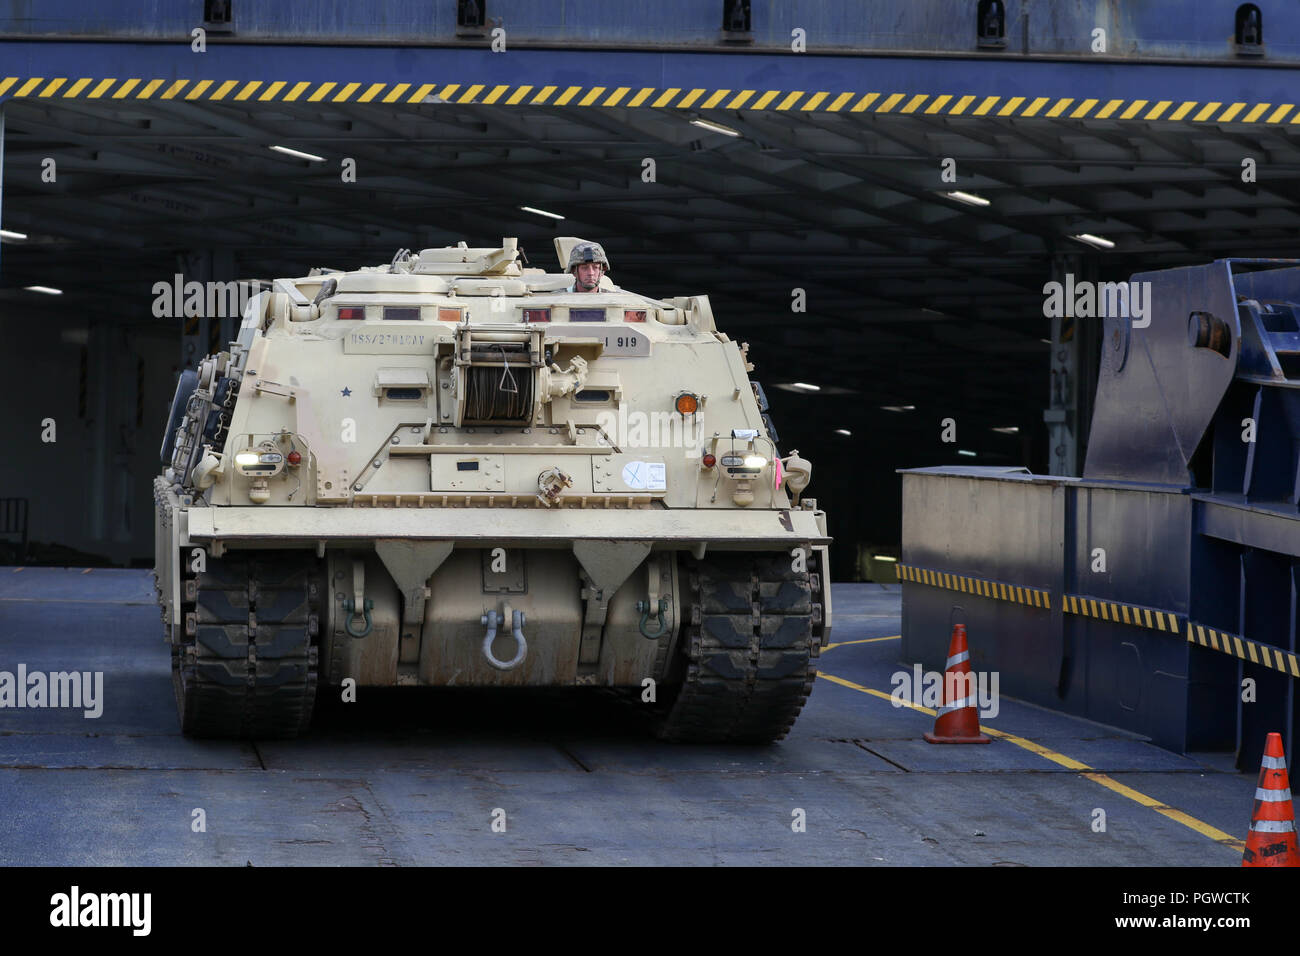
567, 241, 612, 293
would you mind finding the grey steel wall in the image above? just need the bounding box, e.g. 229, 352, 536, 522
0, 316, 175, 565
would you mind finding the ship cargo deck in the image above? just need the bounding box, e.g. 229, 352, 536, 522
0, 568, 1255, 866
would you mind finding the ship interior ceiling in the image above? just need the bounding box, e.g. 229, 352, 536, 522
4, 92, 1300, 569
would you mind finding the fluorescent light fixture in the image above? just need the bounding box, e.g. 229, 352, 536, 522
0, 229, 28, 240
25, 285, 62, 295
992, 426, 1020, 434
790, 382, 820, 392
957, 449, 977, 457
690, 118, 740, 137
1070, 232, 1115, 250
1040, 338, 1052, 344
881, 404, 915, 412
872, 555, 898, 563
520, 205, 565, 220
941, 190, 990, 207
269, 145, 326, 162
834, 428, 852, 436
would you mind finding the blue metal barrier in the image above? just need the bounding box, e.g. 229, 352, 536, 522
902, 260, 1300, 770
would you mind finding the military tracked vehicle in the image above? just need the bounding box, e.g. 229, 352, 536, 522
154, 237, 831, 742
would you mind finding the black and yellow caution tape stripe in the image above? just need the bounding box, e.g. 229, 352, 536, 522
1186, 621, 1300, 678
1, 77, 1297, 125
900, 561, 1299, 677
1060, 593, 1180, 633
895, 563, 1052, 609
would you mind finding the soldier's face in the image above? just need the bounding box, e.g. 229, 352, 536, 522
574, 262, 604, 291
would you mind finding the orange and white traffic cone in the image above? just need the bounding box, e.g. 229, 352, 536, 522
923, 623, 991, 745
1242, 732, 1299, 867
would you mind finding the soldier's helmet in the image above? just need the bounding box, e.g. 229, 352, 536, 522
567, 241, 610, 274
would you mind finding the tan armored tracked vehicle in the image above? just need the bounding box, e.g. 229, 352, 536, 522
153, 238, 831, 742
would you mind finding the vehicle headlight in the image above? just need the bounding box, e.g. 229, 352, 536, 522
235, 450, 285, 475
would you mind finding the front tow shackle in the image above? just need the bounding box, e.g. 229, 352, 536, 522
636, 596, 671, 639
342, 597, 374, 639
481, 605, 528, 671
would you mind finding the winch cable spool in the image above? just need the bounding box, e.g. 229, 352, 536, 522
464, 343, 533, 421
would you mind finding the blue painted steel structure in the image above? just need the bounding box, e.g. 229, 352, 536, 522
3, 1, 1300, 61
4, 39, 1300, 100
901, 261, 1300, 769
3, 1, 1300, 110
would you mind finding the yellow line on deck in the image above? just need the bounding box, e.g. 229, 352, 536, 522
818, 672, 932, 712
1079, 773, 1244, 850
821, 635, 901, 651
816, 668, 1244, 853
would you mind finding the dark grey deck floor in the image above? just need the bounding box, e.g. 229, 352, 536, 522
0, 568, 1256, 865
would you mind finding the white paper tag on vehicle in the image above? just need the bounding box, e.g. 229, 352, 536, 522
622, 461, 667, 490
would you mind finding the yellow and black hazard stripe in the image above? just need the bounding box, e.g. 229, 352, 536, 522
900, 560, 1299, 677
1, 77, 1298, 126
1060, 594, 1180, 634
904, 561, 1300, 681
1186, 622, 1300, 678
895, 563, 1051, 609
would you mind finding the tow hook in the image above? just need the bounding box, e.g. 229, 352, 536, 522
343, 558, 373, 638
342, 597, 374, 638
636, 597, 670, 639
481, 604, 528, 670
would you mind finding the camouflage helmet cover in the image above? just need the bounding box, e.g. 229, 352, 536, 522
566, 241, 610, 274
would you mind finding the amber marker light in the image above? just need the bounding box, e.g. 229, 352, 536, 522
675, 393, 699, 415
